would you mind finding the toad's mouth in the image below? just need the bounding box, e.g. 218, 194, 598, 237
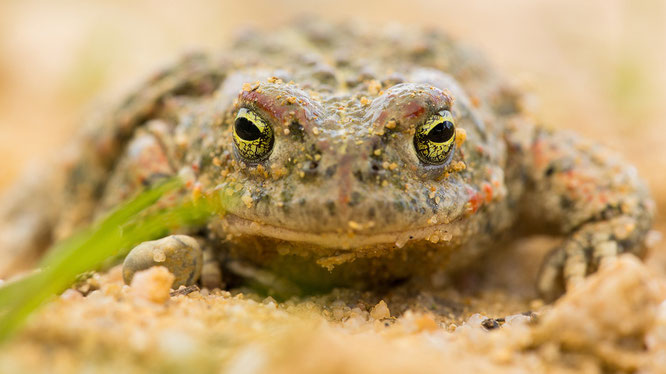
219, 214, 459, 250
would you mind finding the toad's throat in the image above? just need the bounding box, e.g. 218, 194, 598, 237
219, 214, 461, 250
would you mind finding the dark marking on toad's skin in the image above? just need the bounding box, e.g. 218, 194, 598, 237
0, 20, 654, 302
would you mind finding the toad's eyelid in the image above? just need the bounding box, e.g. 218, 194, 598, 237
237, 86, 326, 126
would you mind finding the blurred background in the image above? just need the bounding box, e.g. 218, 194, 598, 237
0, 0, 664, 213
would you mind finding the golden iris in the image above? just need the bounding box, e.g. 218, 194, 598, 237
233, 108, 274, 162
413, 110, 456, 164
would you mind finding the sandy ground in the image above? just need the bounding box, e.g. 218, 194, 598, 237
1, 1, 665, 373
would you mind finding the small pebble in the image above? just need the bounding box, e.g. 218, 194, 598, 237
130, 266, 175, 304
169, 284, 200, 297
414, 314, 438, 332
60, 289, 84, 301
370, 300, 390, 320
123, 235, 203, 288
481, 318, 501, 330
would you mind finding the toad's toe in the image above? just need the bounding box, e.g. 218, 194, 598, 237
123, 235, 203, 288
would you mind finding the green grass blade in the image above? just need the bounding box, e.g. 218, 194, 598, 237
0, 179, 225, 342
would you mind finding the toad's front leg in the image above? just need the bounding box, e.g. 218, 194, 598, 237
509, 124, 654, 301
122, 234, 223, 289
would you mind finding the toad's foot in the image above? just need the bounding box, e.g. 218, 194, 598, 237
537, 215, 649, 301
123, 235, 203, 288
507, 122, 654, 301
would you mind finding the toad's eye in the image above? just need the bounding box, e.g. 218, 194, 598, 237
233, 108, 274, 162
413, 110, 456, 165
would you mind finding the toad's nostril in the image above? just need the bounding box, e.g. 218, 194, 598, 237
370, 160, 383, 174
301, 160, 320, 179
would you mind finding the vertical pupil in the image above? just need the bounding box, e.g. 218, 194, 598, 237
235, 117, 262, 141
427, 121, 455, 143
